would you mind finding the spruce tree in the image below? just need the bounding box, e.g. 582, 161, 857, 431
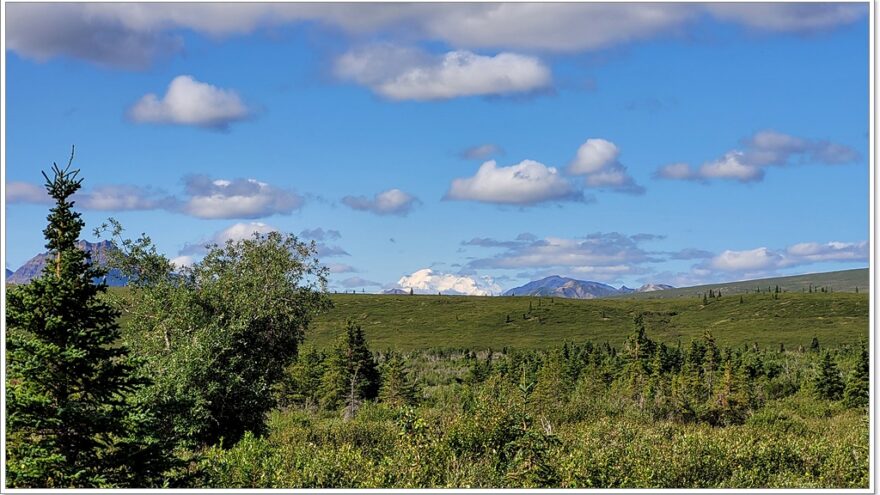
813, 351, 845, 401
379, 352, 418, 407
318, 320, 380, 414
843, 347, 869, 408
6, 156, 144, 487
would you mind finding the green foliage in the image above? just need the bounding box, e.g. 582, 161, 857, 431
842, 347, 869, 408
813, 351, 844, 401
379, 353, 419, 407
274, 347, 325, 409
108, 227, 331, 449
6, 157, 165, 488
318, 321, 380, 417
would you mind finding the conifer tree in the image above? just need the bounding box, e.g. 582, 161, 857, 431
6, 155, 148, 487
810, 336, 820, 353
813, 351, 845, 401
379, 352, 419, 407
319, 320, 380, 413
843, 347, 869, 408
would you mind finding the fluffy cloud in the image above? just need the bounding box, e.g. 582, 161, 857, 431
180, 175, 303, 219
568, 139, 644, 194
327, 263, 357, 274
395, 268, 501, 296
335, 45, 551, 100
128, 75, 251, 129
342, 188, 419, 216
656, 131, 859, 184
705, 241, 868, 273
460, 144, 504, 160
7, 4, 865, 68
179, 221, 278, 255
446, 159, 584, 205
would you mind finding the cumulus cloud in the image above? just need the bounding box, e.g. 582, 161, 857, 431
460, 144, 504, 160
656, 130, 859, 184
568, 139, 644, 194
342, 188, 419, 216
395, 268, 501, 296
336, 45, 551, 101
179, 221, 278, 255
446, 159, 584, 205
7, 182, 51, 204
7, 4, 865, 69
128, 75, 251, 129
180, 175, 303, 219
704, 240, 868, 274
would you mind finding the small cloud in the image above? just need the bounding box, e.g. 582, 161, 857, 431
7, 182, 51, 204
128, 75, 251, 130
335, 44, 552, 101
656, 130, 859, 184
300, 227, 341, 241
340, 276, 382, 288
180, 175, 303, 219
170, 255, 195, 269
342, 188, 419, 216
327, 263, 357, 274
77, 185, 177, 211
316, 244, 350, 257
460, 144, 505, 160
707, 3, 866, 33
568, 138, 644, 195
445, 159, 584, 205
180, 221, 278, 255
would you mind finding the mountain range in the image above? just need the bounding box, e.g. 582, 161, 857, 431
6, 240, 128, 286
503, 276, 673, 299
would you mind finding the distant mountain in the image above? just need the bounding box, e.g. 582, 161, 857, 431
383, 288, 409, 295
7, 240, 128, 286
5, 268, 11, 279
502, 275, 670, 299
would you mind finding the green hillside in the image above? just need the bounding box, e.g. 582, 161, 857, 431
619, 268, 868, 299
308, 291, 868, 351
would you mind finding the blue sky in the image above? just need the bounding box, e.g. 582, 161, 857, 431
4, 3, 870, 294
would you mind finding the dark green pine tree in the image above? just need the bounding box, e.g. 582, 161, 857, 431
6, 156, 145, 487
318, 320, 380, 415
813, 351, 845, 401
379, 352, 419, 407
842, 347, 869, 408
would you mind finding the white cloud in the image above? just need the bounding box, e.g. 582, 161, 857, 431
656, 130, 858, 184
128, 75, 251, 129
706, 240, 868, 274
396, 268, 501, 296
7, 182, 51, 204
180, 175, 303, 219
170, 255, 195, 269
300, 228, 342, 241
335, 45, 551, 100
178, 221, 278, 256
568, 138, 644, 194
340, 276, 382, 288
6, 4, 865, 68
342, 188, 419, 216
446, 159, 583, 205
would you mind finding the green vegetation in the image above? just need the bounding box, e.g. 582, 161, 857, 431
307, 291, 867, 351
5, 165, 870, 489
618, 268, 868, 299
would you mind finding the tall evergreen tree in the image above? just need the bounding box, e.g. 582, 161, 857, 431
319, 320, 380, 414
379, 352, 419, 407
6, 156, 147, 487
843, 347, 869, 408
813, 351, 845, 401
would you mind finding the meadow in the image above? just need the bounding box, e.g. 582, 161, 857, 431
308, 291, 868, 351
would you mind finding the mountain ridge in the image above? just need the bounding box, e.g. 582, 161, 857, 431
503, 275, 673, 299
